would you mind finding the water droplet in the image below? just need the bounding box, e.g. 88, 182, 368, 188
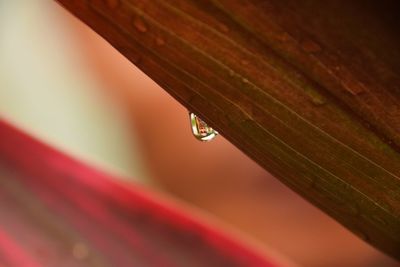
133, 17, 148, 33
189, 112, 218, 142
72, 243, 89, 260
307, 90, 327, 106
105, 0, 119, 9
300, 39, 322, 53
155, 37, 165, 46
343, 82, 365, 96
310, 96, 327, 106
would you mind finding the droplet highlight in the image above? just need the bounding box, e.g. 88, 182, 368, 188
189, 112, 218, 142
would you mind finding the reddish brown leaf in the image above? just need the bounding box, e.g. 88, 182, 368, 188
54, 0, 400, 260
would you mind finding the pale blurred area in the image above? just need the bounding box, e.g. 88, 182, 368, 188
0, 0, 146, 180
0, 1, 398, 267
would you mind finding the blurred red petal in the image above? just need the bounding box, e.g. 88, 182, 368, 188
0, 119, 289, 267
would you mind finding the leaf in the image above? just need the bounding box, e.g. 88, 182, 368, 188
55, 0, 400, 260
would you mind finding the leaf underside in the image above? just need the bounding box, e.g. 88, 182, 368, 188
55, 0, 400, 260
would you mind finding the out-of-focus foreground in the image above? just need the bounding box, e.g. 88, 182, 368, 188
0, 1, 398, 267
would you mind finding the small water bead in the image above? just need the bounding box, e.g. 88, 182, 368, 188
189, 112, 218, 142
305, 89, 327, 106
343, 82, 365, 96
133, 17, 148, 33
310, 95, 327, 106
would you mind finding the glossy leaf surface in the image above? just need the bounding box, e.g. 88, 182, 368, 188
55, 0, 400, 260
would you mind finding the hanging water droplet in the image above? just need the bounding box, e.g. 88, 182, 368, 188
189, 112, 218, 142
